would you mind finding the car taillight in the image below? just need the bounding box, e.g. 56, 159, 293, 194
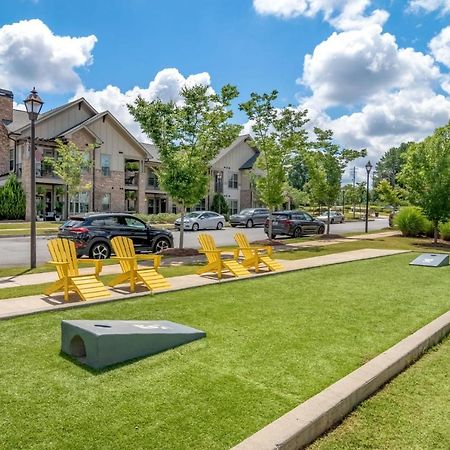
281, 219, 293, 227
70, 227, 89, 234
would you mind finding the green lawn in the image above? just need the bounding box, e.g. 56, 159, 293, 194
0, 264, 202, 300
311, 334, 450, 449
1, 254, 450, 449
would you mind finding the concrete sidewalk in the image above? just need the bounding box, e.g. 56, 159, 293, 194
0, 248, 408, 320
0, 230, 400, 290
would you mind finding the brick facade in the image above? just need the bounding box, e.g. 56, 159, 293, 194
0, 89, 13, 175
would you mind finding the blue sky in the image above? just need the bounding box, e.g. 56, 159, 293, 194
2, 0, 450, 176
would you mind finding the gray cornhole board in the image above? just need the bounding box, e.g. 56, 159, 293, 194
409, 253, 449, 267
61, 320, 206, 369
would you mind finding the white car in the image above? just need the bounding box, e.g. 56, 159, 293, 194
174, 211, 225, 231
315, 211, 345, 224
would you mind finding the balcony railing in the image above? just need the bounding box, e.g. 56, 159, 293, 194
36, 163, 56, 178
125, 171, 139, 186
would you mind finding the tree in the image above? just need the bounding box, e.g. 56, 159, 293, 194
374, 179, 406, 210
305, 128, 365, 234
373, 142, 410, 188
287, 156, 309, 191
239, 91, 309, 239
45, 139, 92, 215
399, 123, 450, 243
211, 193, 229, 216
129, 84, 241, 248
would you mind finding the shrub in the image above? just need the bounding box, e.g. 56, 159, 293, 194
136, 213, 178, 224
394, 207, 428, 237
423, 219, 435, 238
0, 174, 26, 220
439, 222, 450, 241
211, 193, 229, 216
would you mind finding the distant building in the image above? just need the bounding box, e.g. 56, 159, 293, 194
0, 90, 260, 220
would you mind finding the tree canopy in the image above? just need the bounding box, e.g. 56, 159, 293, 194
239, 90, 309, 238
399, 123, 450, 242
129, 83, 241, 248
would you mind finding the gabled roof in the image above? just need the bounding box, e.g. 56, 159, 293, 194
240, 150, 260, 170
141, 143, 159, 161
10, 97, 98, 135
211, 134, 254, 164
6, 109, 29, 132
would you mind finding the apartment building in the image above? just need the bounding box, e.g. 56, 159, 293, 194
0, 88, 259, 220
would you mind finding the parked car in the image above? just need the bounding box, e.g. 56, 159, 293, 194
58, 212, 174, 259
315, 211, 345, 224
174, 211, 225, 231
230, 208, 269, 228
264, 210, 325, 239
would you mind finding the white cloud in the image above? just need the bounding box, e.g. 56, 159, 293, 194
408, 0, 450, 13
0, 19, 97, 93
429, 26, 450, 68
253, 0, 388, 30
72, 68, 212, 141
301, 25, 440, 108
12, 101, 26, 111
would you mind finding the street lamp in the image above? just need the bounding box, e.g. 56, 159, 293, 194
365, 160, 372, 233
24, 87, 44, 269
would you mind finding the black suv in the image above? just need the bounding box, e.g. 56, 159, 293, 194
264, 210, 325, 239
58, 213, 174, 259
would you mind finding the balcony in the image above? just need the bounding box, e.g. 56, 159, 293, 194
36, 162, 56, 178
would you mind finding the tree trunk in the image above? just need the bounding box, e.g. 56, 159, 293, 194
268, 206, 273, 240
179, 202, 185, 249
434, 220, 439, 244
326, 205, 331, 235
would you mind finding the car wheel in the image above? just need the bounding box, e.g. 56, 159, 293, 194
216, 222, 223, 230
331, 218, 335, 224
153, 238, 170, 253
89, 242, 111, 259
318, 225, 325, 234
293, 227, 302, 238
192, 223, 199, 231
246, 219, 253, 228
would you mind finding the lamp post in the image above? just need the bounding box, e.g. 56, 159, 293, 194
24, 88, 44, 269
365, 160, 372, 233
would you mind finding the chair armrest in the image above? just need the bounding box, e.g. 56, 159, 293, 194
77, 259, 104, 276
136, 254, 161, 270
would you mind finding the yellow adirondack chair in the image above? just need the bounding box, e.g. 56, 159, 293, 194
197, 233, 251, 279
44, 238, 111, 302
108, 236, 171, 292
233, 233, 283, 272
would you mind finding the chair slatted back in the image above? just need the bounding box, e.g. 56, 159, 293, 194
234, 233, 254, 260
47, 238, 79, 279
111, 236, 137, 273
198, 234, 220, 264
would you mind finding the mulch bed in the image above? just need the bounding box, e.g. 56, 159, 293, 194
317, 234, 347, 240
160, 248, 200, 257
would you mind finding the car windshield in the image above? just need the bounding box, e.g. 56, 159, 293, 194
185, 212, 202, 218
239, 209, 252, 215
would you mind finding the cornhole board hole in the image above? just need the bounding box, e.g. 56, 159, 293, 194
409, 253, 449, 267
61, 320, 206, 369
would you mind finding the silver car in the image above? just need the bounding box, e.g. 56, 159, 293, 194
174, 211, 225, 231
230, 208, 269, 228
315, 211, 345, 224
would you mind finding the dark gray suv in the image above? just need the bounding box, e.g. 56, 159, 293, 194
264, 210, 325, 239
230, 208, 269, 228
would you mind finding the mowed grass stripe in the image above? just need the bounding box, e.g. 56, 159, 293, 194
1, 254, 449, 449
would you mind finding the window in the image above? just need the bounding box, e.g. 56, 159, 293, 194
70, 192, 89, 213
172, 204, 177, 214
228, 172, 238, 189
147, 198, 155, 214
228, 199, 238, 215
214, 171, 223, 193
124, 217, 146, 229
101, 154, 111, 176
9, 149, 14, 172
194, 198, 206, 211
101, 193, 111, 211
148, 170, 159, 189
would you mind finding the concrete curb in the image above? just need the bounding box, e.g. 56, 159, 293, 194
233, 309, 450, 450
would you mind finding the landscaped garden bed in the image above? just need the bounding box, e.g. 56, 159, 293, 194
1, 253, 450, 449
